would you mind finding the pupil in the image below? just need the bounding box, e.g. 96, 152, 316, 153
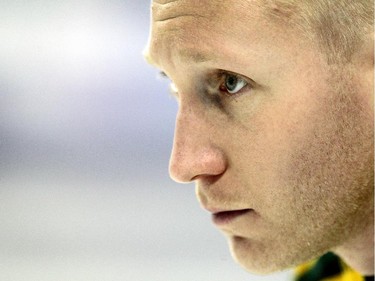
226, 75, 237, 91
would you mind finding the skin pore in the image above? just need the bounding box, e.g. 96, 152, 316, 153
145, 0, 374, 275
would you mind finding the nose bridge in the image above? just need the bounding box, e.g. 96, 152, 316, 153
169, 101, 226, 183
172, 102, 203, 167
175, 101, 202, 146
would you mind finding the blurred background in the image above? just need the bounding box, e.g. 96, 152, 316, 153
0, 1, 292, 280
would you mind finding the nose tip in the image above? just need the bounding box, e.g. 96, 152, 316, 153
168, 99, 227, 183
169, 145, 227, 183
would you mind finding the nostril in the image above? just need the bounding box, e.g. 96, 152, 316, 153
192, 172, 225, 185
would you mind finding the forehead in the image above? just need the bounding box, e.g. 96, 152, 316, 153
146, 0, 268, 70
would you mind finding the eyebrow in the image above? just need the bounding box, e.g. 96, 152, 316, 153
176, 47, 217, 64
143, 45, 216, 70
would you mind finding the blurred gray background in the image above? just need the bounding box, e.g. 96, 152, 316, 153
0, 1, 292, 280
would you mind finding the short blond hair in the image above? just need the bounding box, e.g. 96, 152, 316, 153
263, 0, 373, 64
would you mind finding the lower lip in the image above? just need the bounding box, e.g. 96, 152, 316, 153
212, 209, 252, 225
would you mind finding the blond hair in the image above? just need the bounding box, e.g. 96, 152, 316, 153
263, 0, 373, 64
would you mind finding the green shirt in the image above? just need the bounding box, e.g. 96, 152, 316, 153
295, 252, 373, 281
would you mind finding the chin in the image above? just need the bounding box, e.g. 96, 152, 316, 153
233, 254, 286, 275
228, 236, 306, 275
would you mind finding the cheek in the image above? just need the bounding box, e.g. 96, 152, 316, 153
224, 85, 329, 212
220, 106, 301, 213
223, 71, 372, 219
235, 95, 315, 175
272, 84, 372, 222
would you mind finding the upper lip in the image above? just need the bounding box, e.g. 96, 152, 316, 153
202, 205, 227, 214
203, 205, 251, 214
197, 183, 252, 215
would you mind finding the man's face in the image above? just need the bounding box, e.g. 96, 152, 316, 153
146, 0, 374, 274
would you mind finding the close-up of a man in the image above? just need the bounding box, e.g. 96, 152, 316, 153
144, 0, 374, 280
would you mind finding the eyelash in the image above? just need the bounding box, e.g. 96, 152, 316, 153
158, 71, 179, 98
216, 71, 251, 98
158, 70, 253, 100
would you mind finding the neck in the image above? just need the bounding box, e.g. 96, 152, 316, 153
334, 211, 374, 276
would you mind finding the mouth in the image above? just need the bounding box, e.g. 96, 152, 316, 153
212, 209, 252, 225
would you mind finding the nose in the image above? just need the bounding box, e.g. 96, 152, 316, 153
169, 105, 227, 183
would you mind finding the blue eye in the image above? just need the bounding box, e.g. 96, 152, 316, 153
222, 74, 248, 94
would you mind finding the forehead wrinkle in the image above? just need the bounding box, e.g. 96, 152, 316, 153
152, 1, 199, 23
152, 0, 227, 23
147, 0, 271, 73
153, 0, 179, 4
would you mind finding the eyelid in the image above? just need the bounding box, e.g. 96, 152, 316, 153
217, 70, 252, 85
158, 71, 168, 79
